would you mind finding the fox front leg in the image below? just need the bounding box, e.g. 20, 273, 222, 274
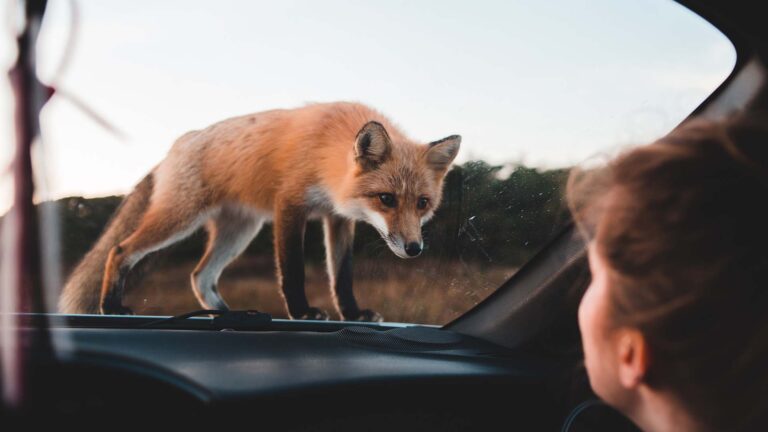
323, 215, 382, 322
274, 202, 329, 320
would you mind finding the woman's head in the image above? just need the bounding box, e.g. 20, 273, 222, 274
569, 114, 768, 430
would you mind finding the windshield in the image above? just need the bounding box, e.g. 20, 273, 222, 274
0, 0, 735, 324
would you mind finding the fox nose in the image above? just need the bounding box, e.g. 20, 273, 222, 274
405, 242, 422, 257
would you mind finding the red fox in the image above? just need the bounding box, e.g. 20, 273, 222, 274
59, 102, 460, 321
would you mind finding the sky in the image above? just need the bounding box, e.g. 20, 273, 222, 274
0, 0, 736, 213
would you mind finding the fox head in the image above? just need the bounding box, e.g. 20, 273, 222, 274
340, 121, 460, 259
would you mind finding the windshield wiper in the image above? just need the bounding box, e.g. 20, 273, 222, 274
139, 309, 272, 330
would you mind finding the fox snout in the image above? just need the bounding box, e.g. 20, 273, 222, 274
358, 206, 425, 259
384, 234, 423, 259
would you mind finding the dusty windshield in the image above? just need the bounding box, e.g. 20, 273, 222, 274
0, 0, 735, 324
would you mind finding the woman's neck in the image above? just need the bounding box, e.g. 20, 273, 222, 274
628, 387, 704, 432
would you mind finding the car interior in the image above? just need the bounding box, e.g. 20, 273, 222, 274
2, 0, 766, 430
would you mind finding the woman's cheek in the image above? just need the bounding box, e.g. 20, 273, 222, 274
578, 284, 598, 365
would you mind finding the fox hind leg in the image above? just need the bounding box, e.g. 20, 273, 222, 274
101, 206, 209, 315
191, 207, 263, 310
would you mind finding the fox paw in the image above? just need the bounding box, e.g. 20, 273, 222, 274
297, 307, 329, 321
100, 304, 134, 315
345, 309, 383, 322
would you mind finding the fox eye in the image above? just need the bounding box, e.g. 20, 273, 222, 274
379, 193, 396, 208
417, 197, 429, 210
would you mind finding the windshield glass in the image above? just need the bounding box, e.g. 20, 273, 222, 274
1, 0, 735, 324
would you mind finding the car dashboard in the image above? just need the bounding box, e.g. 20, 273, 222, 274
13, 321, 570, 430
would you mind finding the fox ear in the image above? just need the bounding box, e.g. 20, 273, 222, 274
354, 121, 392, 169
426, 135, 461, 171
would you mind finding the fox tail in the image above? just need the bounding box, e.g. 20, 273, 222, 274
58, 173, 154, 314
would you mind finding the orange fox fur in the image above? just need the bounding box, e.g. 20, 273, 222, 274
59, 102, 460, 321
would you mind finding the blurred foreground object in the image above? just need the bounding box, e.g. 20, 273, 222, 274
2, 0, 53, 411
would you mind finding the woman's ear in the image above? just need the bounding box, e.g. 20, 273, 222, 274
617, 329, 650, 389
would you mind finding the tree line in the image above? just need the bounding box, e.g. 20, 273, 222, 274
54, 161, 572, 271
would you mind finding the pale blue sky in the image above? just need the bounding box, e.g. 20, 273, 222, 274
1, 0, 735, 211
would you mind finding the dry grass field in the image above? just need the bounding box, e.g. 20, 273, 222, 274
121, 254, 515, 325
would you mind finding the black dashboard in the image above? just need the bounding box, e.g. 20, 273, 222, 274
14, 323, 573, 430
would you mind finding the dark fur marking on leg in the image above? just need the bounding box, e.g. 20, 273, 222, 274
275, 211, 311, 318
101, 263, 133, 315
281, 244, 310, 317
335, 247, 360, 318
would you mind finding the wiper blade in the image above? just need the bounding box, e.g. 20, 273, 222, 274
139, 309, 272, 330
